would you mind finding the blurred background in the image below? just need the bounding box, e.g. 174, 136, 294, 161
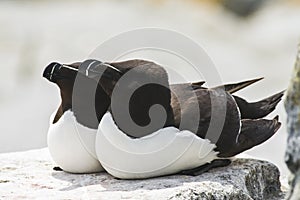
1, 0, 300, 178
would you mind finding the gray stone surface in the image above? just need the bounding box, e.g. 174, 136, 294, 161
0, 148, 285, 200
285, 44, 300, 200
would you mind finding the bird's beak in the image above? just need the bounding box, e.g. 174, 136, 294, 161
78, 59, 122, 82
43, 62, 62, 82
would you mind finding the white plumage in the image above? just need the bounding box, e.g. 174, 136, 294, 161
47, 110, 104, 173
95, 112, 218, 179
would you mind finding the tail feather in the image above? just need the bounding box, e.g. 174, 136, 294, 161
191, 81, 205, 89
215, 77, 264, 94
261, 91, 284, 109
234, 90, 284, 119
219, 116, 281, 157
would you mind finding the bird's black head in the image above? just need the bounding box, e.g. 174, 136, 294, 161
43, 60, 111, 128
42, 62, 80, 123
77, 59, 123, 97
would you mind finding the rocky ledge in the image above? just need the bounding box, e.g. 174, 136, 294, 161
0, 149, 286, 200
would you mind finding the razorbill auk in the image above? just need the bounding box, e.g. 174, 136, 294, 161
80, 59, 283, 179
43, 62, 109, 173
43, 59, 283, 176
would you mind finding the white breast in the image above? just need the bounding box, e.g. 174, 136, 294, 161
47, 110, 104, 173
96, 113, 218, 179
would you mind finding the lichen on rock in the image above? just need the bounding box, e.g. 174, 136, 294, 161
285, 43, 300, 200
0, 149, 285, 200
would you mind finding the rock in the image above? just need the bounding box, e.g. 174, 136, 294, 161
0, 148, 285, 199
285, 44, 300, 200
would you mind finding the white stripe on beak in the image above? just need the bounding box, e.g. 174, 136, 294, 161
49, 63, 58, 81
85, 60, 98, 76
